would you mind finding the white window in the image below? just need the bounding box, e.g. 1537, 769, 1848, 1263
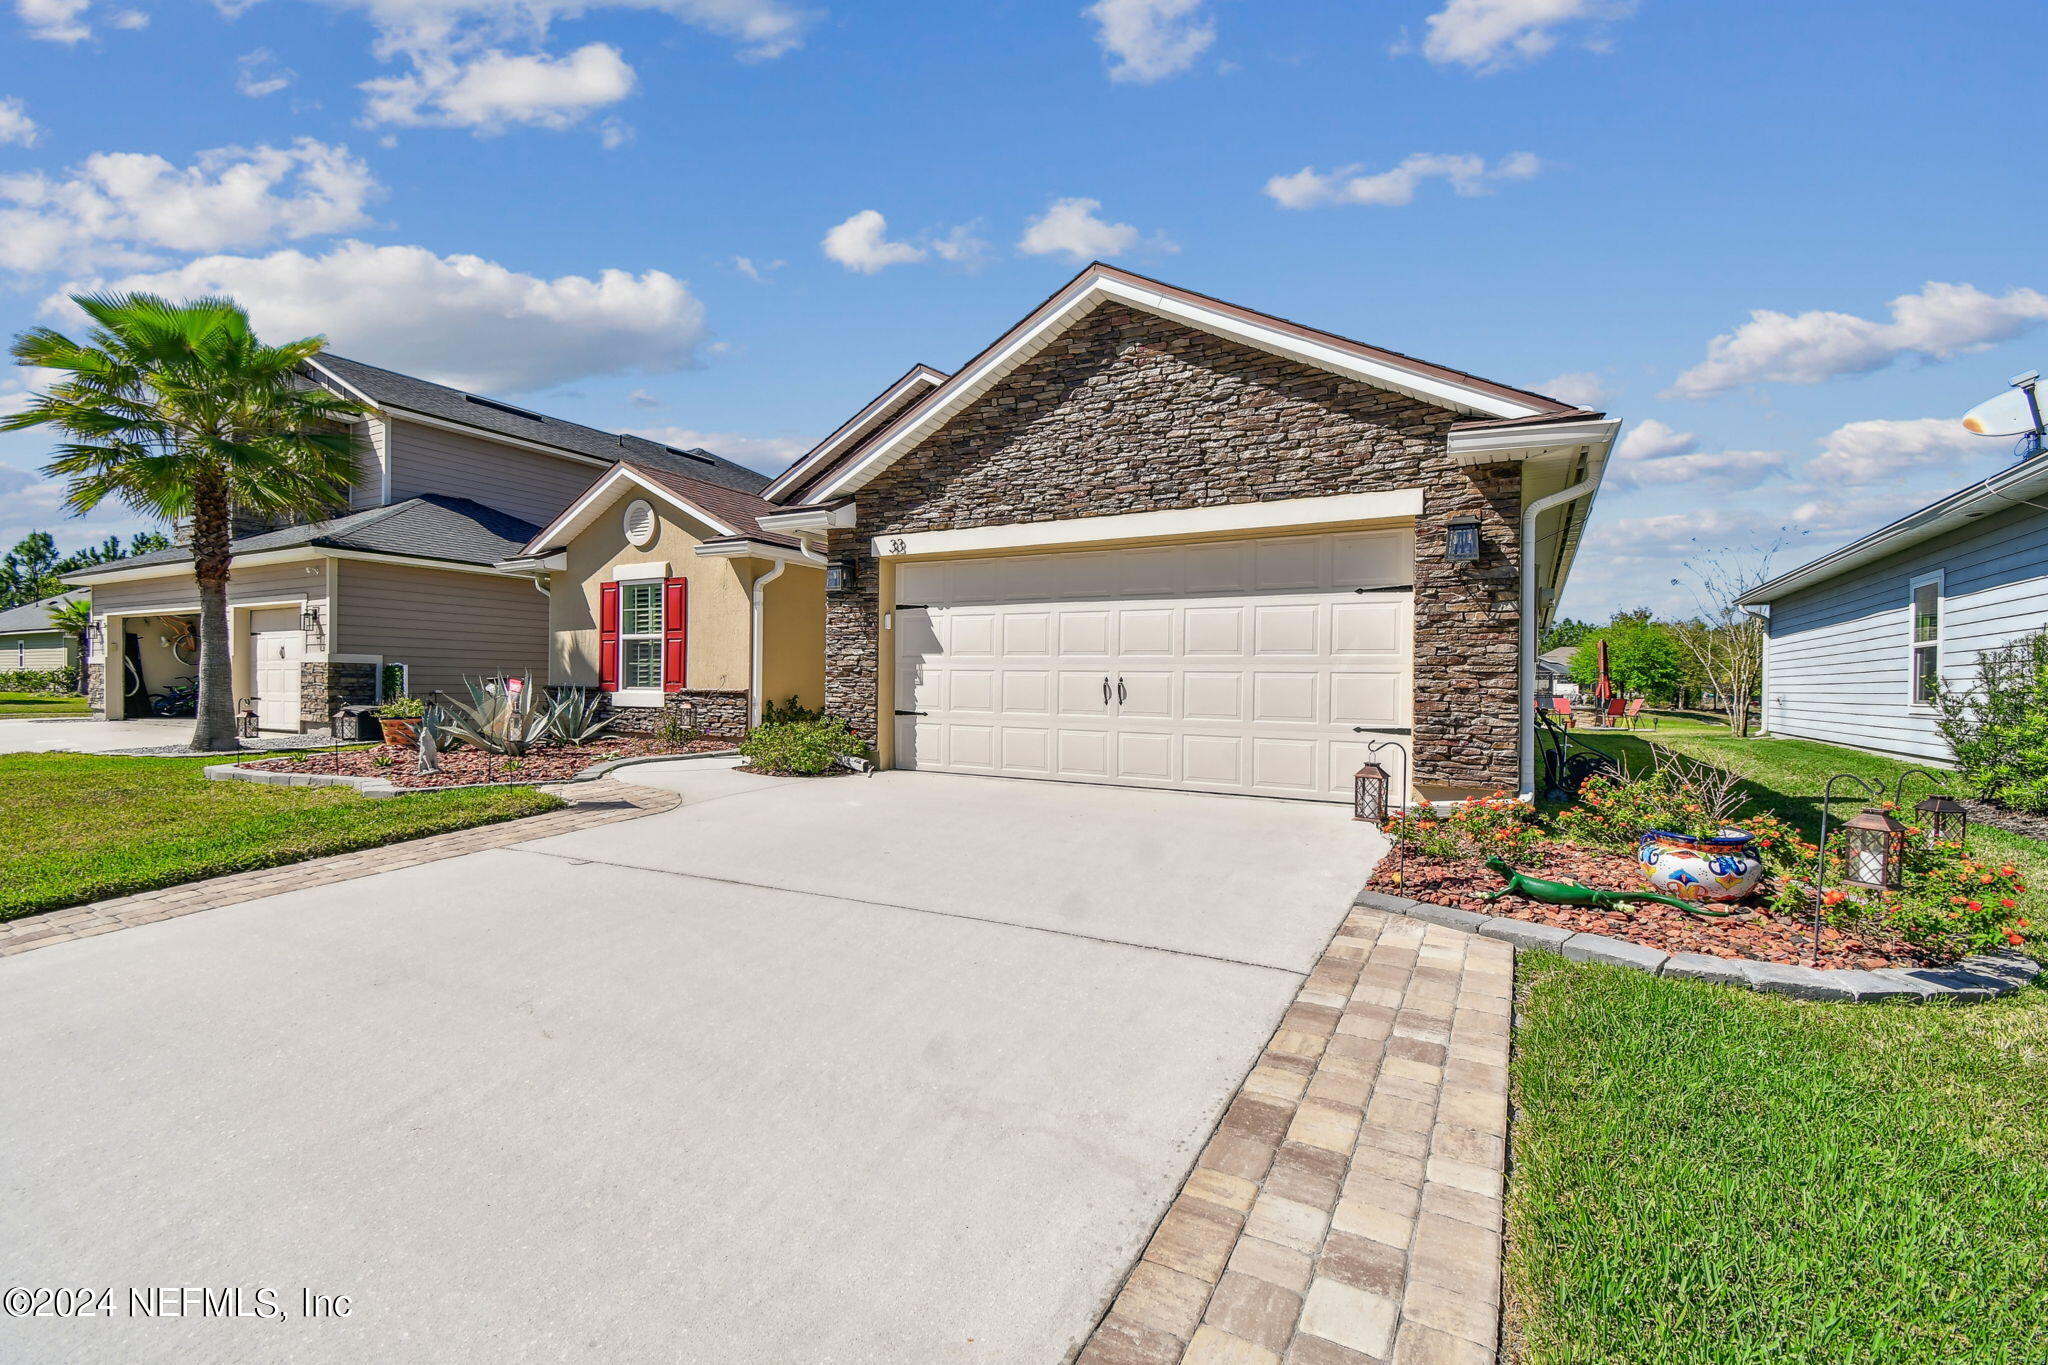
621, 581, 663, 690
1909, 572, 1942, 707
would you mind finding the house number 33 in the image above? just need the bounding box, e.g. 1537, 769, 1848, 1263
887, 538, 907, 555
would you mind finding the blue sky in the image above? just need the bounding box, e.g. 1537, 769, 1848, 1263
2, 0, 2041, 618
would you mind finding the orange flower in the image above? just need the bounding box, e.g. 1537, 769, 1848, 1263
1980, 873, 1996, 885
2010, 932, 2025, 946
1968, 901, 1983, 912
2000, 899, 2018, 910
1822, 889, 1847, 906
1951, 897, 1968, 906
2001, 865, 2018, 877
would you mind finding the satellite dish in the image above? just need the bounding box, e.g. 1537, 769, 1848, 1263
1962, 371, 2044, 437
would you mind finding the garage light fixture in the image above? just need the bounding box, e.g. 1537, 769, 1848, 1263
826, 558, 858, 594
300, 605, 322, 632
1445, 515, 1482, 564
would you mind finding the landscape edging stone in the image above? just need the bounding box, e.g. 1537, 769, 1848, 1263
1353, 888, 2039, 1005
203, 748, 742, 797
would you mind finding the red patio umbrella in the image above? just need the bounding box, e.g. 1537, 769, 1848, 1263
1594, 638, 1614, 705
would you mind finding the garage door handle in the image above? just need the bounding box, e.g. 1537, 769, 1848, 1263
1117, 677, 1127, 704
1102, 676, 1111, 706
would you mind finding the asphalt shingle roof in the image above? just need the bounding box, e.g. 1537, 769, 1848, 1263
64, 497, 542, 578
311, 354, 773, 496
0, 589, 85, 635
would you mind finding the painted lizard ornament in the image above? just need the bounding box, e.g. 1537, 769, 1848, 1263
1481, 857, 1739, 919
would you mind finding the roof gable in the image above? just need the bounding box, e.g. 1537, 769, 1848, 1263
514, 460, 796, 558
771, 264, 1581, 506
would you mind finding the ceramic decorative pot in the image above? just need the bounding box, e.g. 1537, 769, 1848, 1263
379, 718, 420, 747
1638, 828, 1766, 902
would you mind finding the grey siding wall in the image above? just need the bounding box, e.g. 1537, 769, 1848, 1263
386, 417, 604, 526
349, 416, 390, 511
1763, 500, 2048, 761
335, 558, 550, 697
2, 634, 73, 670
87, 562, 329, 621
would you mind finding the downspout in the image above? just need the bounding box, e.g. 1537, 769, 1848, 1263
1519, 464, 1602, 801
750, 532, 827, 727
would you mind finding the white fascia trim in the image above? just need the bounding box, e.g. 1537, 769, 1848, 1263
811, 277, 1543, 503
521, 463, 742, 554
612, 561, 670, 581
694, 540, 826, 566
870, 490, 1424, 560
762, 369, 946, 502
757, 503, 858, 532
384, 407, 615, 470
496, 552, 568, 573
63, 548, 325, 586
1447, 418, 1621, 465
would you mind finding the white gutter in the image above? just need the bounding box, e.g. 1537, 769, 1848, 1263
1519, 460, 1606, 800
747, 531, 826, 726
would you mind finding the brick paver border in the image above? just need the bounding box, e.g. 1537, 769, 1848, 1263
1078, 898, 1514, 1365
0, 778, 680, 959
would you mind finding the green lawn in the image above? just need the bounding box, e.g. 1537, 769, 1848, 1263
0, 690, 90, 718
1508, 955, 2048, 1364
0, 751, 563, 921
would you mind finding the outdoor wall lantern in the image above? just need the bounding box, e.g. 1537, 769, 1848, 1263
1445, 515, 1482, 563
825, 558, 858, 594
1914, 792, 1969, 850
300, 605, 322, 632
1353, 761, 1391, 823
1841, 806, 1909, 891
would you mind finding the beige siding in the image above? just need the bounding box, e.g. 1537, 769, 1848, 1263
88, 562, 330, 624
349, 415, 390, 511
387, 416, 606, 526
1, 634, 74, 671
550, 491, 756, 692
336, 558, 550, 696
759, 566, 825, 710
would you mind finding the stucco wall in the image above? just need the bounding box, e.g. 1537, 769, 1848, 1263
822, 303, 1523, 788
759, 564, 825, 712
549, 491, 756, 693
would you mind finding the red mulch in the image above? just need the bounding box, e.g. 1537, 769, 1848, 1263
1370, 839, 1936, 969
243, 736, 735, 789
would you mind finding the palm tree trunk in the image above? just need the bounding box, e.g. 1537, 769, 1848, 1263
188, 487, 240, 752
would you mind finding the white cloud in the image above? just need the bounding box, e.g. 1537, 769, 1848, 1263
732, 254, 783, 282
629, 424, 804, 474
0, 97, 38, 147
626, 388, 662, 408
1417, 0, 1632, 73
597, 116, 632, 148
1805, 417, 2005, 482
61, 240, 710, 393
822, 209, 927, 274
17, 0, 91, 41
1017, 196, 1174, 261
1608, 417, 1785, 491
236, 49, 295, 97
361, 43, 637, 131
1265, 152, 1540, 209
928, 221, 987, 265
109, 6, 144, 25
1669, 281, 2048, 398
1539, 371, 1606, 407
0, 139, 382, 275
1086, 0, 1214, 83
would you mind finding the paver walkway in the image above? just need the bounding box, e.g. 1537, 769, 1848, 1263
1078, 903, 1514, 1365
0, 778, 678, 957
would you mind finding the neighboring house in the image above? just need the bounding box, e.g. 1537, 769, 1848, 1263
497, 462, 824, 738
1536, 647, 1579, 702
757, 264, 1620, 803
62, 355, 768, 733
1741, 449, 2048, 763
0, 589, 85, 676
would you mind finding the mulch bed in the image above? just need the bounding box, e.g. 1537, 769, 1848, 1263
1370, 839, 1936, 969
243, 737, 735, 789
733, 763, 855, 778
1960, 797, 2048, 842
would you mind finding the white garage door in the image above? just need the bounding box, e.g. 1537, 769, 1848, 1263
892, 529, 1412, 802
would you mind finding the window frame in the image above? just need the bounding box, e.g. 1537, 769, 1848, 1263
1907, 570, 1943, 711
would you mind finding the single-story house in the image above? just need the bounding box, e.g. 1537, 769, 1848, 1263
62, 354, 769, 732
1741, 446, 2048, 763
755, 264, 1620, 803
497, 461, 824, 737
0, 589, 84, 676
1535, 646, 1580, 701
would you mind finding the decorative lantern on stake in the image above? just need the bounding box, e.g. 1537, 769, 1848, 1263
1841, 806, 1908, 891
1354, 761, 1391, 823
1914, 792, 1968, 850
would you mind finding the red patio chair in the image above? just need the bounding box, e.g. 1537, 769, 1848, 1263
1551, 696, 1576, 728
1603, 698, 1627, 726
1622, 698, 1647, 730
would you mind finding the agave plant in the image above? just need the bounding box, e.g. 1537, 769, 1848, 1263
544, 688, 615, 746
434, 676, 554, 756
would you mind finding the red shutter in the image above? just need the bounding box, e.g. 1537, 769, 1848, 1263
598, 581, 620, 692
662, 577, 688, 692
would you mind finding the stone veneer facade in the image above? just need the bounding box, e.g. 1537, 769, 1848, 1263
606, 688, 750, 740
823, 304, 1525, 790
300, 662, 378, 730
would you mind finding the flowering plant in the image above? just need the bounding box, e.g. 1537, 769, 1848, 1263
1386, 792, 1543, 865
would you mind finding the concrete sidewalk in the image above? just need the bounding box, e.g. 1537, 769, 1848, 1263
0, 762, 1385, 1363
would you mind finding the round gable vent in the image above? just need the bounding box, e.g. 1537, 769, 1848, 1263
623, 498, 657, 548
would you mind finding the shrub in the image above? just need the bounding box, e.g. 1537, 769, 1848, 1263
0, 668, 77, 695
1935, 627, 2048, 815
376, 695, 426, 719
761, 695, 824, 726
542, 688, 614, 746
1823, 844, 2030, 960
739, 717, 863, 775
653, 711, 702, 750
1385, 794, 1543, 864
1384, 808, 1467, 860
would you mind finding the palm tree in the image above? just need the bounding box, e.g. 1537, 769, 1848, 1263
3, 294, 364, 750
45, 596, 93, 696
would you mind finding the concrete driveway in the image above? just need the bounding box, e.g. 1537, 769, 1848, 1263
0, 716, 200, 753
0, 761, 1382, 1363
